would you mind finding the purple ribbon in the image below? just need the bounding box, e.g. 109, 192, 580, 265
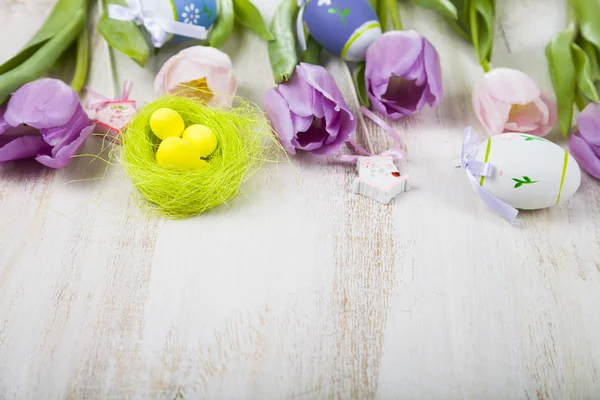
338, 106, 406, 162
462, 127, 518, 223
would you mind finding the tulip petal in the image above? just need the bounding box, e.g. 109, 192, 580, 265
179, 46, 233, 69
36, 121, 94, 168
0, 136, 51, 162
290, 112, 313, 133
577, 102, 600, 147
155, 46, 237, 107
569, 131, 600, 179
296, 63, 353, 115
472, 77, 512, 136
296, 122, 328, 151
423, 37, 443, 106
4, 79, 79, 129
278, 69, 314, 117
365, 30, 442, 119
483, 68, 541, 105
154, 53, 183, 96
365, 31, 423, 90
264, 88, 296, 154
39, 105, 91, 149
0, 105, 9, 132
504, 102, 544, 132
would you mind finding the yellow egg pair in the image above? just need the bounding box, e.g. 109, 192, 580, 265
150, 108, 218, 170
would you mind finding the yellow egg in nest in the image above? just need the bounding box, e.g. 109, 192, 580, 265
156, 137, 208, 170
182, 124, 218, 158
150, 108, 185, 140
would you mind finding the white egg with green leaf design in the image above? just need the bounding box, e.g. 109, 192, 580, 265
474, 133, 581, 210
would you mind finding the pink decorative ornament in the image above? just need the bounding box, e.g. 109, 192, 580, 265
352, 156, 410, 204
472, 68, 557, 137
86, 81, 137, 139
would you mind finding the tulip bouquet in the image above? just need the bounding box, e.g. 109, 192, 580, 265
264, 0, 444, 156
0, 0, 94, 168
545, 0, 600, 179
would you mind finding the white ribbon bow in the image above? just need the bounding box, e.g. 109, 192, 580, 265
108, 0, 208, 48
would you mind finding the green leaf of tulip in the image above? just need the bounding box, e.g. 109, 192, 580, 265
268, 0, 299, 84
469, 0, 495, 64
571, 41, 600, 103
546, 28, 577, 138
577, 36, 600, 82
572, 0, 600, 52
233, 0, 275, 41
98, 0, 150, 67
353, 62, 371, 108
413, 0, 458, 20
0, 10, 86, 104
0, 0, 85, 75
208, 0, 235, 48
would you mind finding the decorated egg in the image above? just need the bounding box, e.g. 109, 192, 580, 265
302, 0, 381, 62
474, 133, 581, 210
142, 0, 217, 44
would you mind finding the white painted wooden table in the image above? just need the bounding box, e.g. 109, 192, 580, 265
1, 0, 599, 398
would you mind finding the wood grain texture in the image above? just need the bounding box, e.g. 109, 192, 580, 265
1, 0, 600, 398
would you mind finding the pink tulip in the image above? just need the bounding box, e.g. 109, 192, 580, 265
154, 46, 237, 108
472, 68, 557, 136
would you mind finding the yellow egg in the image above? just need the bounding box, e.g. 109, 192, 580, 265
182, 124, 218, 157
156, 137, 208, 170
150, 108, 185, 140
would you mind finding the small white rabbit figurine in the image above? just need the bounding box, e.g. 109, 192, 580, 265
352, 156, 410, 204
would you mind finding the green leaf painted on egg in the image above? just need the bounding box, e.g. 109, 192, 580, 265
512, 176, 539, 188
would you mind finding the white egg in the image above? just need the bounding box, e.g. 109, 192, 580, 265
474, 133, 581, 210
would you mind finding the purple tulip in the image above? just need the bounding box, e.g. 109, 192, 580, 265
568, 102, 600, 179
365, 30, 443, 120
0, 78, 94, 168
263, 63, 356, 155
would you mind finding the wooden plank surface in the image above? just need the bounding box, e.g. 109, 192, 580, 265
1, 0, 600, 398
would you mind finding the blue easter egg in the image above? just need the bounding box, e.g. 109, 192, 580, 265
143, 0, 217, 44
303, 0, 381, 61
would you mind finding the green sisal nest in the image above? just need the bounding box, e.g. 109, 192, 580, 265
121, 95, 273, 218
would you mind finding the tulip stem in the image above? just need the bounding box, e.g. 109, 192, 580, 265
481, 59, 491, 72
386, 0, 403, 31
303, 36, 322, 65
71, 26, 89, 93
